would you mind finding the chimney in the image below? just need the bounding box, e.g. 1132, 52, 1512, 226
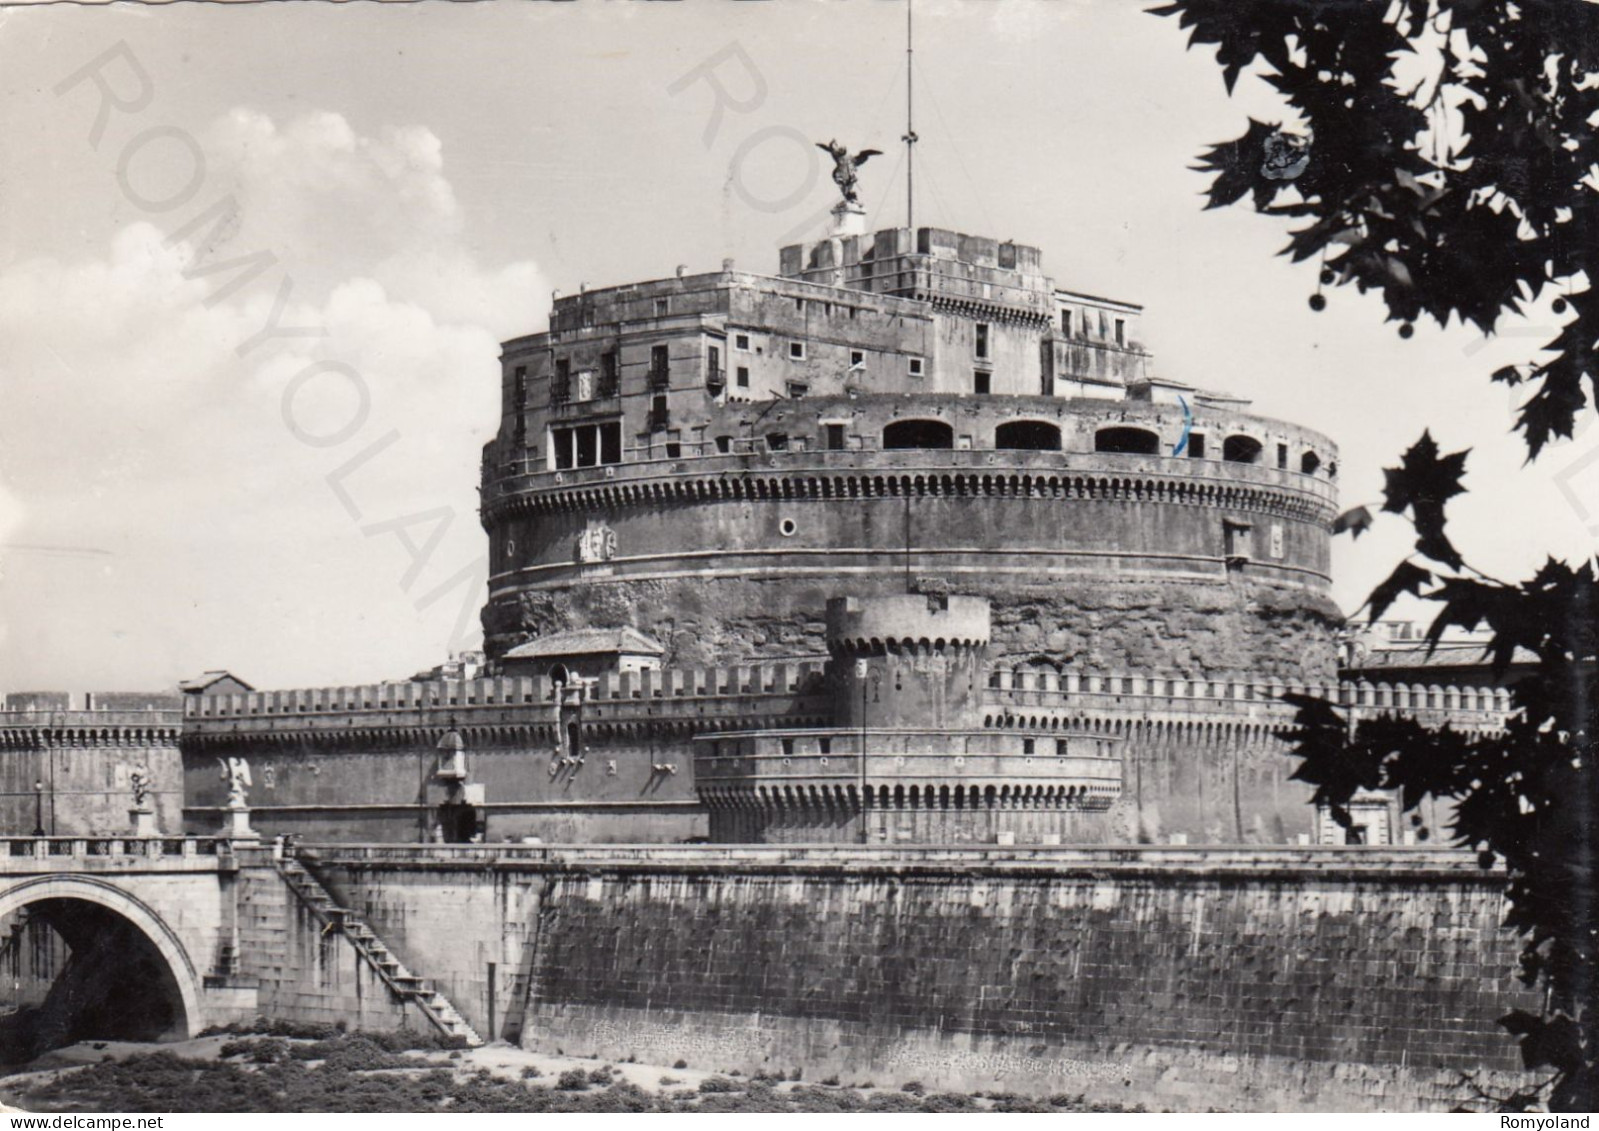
722, 258, 736, 272
676, 265, 687, 278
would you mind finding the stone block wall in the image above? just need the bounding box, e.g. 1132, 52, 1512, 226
305, 844, 1535, 1111
233, 849, 424, 1035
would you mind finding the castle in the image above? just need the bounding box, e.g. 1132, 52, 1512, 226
5, 220, 1511, 847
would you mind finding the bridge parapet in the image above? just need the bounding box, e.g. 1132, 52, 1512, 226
0, 836, 231, 873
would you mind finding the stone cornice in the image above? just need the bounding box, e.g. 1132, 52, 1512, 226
485, 465, 1337, 527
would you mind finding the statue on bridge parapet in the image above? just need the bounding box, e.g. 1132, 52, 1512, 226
217, 756, 259, 841
128, 768, 158, 838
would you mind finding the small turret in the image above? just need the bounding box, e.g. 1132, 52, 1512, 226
825, 593, 990, 730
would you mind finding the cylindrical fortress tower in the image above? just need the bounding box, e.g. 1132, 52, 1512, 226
695, 593, 1124, 844
825, 593, 989, 730
480, 224, 1341, 844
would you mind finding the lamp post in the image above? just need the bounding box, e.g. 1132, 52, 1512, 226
32, 779, 44, 838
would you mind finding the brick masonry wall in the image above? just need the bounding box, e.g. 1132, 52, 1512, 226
307, 846, 1536, 1111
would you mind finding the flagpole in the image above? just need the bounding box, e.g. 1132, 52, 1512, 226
903, 0, 917, 231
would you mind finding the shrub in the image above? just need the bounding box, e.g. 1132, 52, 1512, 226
586, 1066, 612, 1086
658, 1076, 680, 1086
901, 1080, 925, 1095
919, 1092, 978, 1113
556, 1068, 591, 1091
698, 1075, 742, 1094
865, 1093, 923, 1112
520, 1066, 542, 1080
673, 1059, 687, 1070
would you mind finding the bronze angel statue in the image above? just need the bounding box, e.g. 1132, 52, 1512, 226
816, 139, 882, 206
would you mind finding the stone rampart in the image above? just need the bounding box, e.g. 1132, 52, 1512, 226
304, 843, 1534, 1112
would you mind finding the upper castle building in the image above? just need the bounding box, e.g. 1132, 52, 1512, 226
483, 224, 1341, 679
173, 219, 1507, 846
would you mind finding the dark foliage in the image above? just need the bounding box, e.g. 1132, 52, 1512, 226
1153, 0, 1599, 1111
17, 1049, 1142, 1114
1153, 0, 1599, 456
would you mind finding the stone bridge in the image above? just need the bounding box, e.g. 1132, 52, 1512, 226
0, 837, 478, 1056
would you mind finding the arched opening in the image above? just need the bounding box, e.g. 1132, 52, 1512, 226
1093, 426, 1160, 455
882, 419, 954, 450
1223, 435, 1263, 464
549, 663, 570, 687
1300, 450, 1321, 475
995, 420, 1062, 451
0, 882, 197, 1063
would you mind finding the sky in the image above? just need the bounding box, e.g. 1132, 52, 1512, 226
0, 0, 1593, 693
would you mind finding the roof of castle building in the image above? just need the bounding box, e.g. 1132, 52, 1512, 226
177, 671, 255, 694
502, 627, 665, 660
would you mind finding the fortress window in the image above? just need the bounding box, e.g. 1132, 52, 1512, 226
707, 345, 724, 394
655, 298, 669, 318
996, 420, 1062, 451
766, 433, 789, 452
1276, 442, 1289, 470
1094, 426, 1160, 455
1023, 738, 1035, 755
883, 419, 954, 449
1114, 318, 1126, 347
599, 351, 619, 397
1223, 435, 1263, 464
782, 738, 795, 756
1300, 450, 1321, 475
826, 424, 846, 451
908, 357, 924, 377
575, 426, 598, 467
975, 323, 991, 360
552, 358, 572, 404
666, 430, 682, 459
1187, 433, 1206, 459
552, 428, 574, 470
789, 341, 806, 360
736, 366, 750, 388
1060, 309, 1071, 335
850, 349, 865, 368
1224, 519, 1252, 562
715, 435, 732, 454
787, 381, 809, 399
818, 737, 831, 754
974, 371, 991, 395
734, 333, 751, 351
1055, 739, 1068, 757
600, 422, 622, 465
649, 345, 670, 391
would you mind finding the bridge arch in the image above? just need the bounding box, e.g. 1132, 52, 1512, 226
0, 875, 204, 1040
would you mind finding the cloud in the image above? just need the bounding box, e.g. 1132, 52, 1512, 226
0, 110, 548, 689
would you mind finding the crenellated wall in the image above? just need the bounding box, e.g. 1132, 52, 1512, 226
0, 710, 184, 837
180, 666, 1506, 846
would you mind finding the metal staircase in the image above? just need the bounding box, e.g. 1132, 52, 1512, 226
276, 857, 483, 1046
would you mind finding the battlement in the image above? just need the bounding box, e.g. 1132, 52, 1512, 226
825, 594, 991, 652
183, 665, 1511, 736
184, 663, 829, 725
0, 709, 184, 750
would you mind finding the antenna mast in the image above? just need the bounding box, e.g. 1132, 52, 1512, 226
903, 0, 917, 231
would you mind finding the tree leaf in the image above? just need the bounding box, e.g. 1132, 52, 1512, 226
1367, 560, 1433, 624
